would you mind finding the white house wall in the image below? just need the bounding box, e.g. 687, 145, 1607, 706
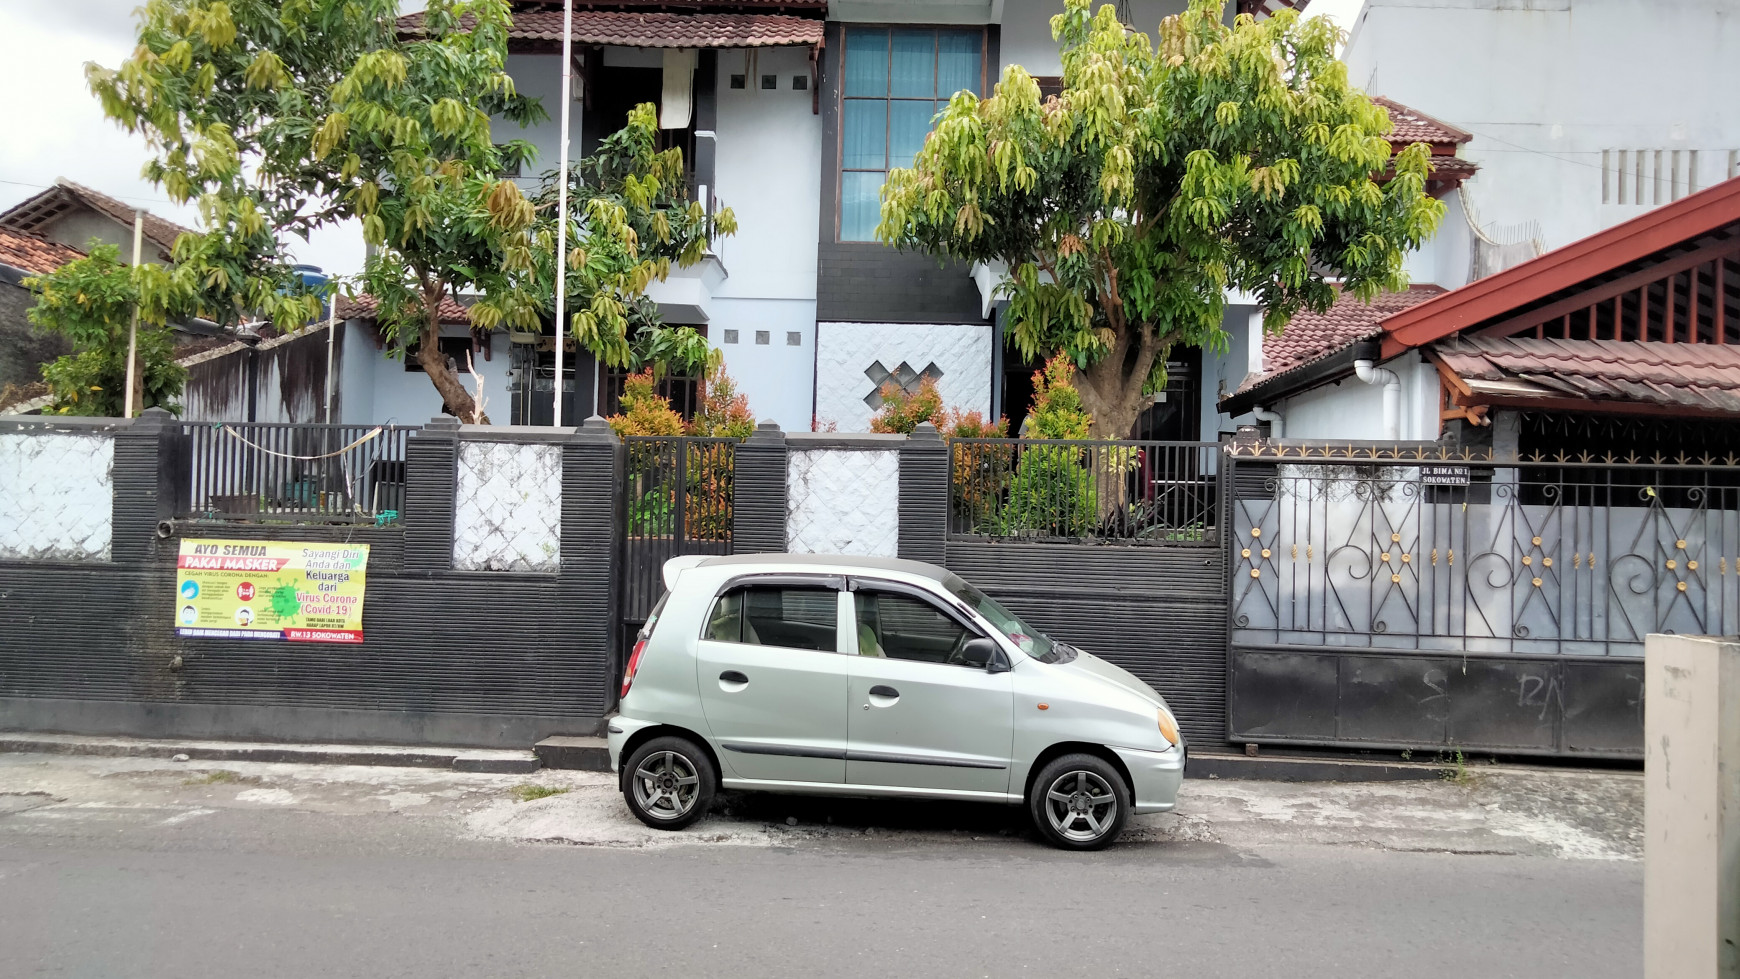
1400, 187, 1474, 292
815, 321, 992, 431
1273, 351, 1440, 443
712, 298, 817, 430
998, 0, 1192, 76
1199, 304, 1261, 441
338, 321, 513, 427
500, 53, 571, 190
1345, 0, 1740, 252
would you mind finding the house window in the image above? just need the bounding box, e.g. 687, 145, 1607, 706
839, 27, 984, 241
405, 337, 477, 373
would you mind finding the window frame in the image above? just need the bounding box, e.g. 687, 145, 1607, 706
701, 574, 849, 654
834, 24, 989, 243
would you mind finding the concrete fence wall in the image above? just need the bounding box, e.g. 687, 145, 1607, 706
0, 417, 118, 562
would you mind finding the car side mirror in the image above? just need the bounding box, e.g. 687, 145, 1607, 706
960, 637, 1007, 673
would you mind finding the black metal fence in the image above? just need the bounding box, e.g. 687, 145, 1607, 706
1227, 444, 1740, 656
619, 436, 736, 626
948, 438, 1220, 545
182, 422, 409, 524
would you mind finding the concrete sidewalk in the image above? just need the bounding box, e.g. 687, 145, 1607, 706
0, 749, 1642, 859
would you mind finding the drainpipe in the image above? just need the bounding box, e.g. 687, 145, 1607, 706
1352, 341, 1401, 441
1251, 405, 1283, 439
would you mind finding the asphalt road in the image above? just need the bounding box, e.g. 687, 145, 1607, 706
0, 796, 1639, 979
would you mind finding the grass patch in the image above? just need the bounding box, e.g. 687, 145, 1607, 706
183, 770, 261, 786
510, 784, 570, 803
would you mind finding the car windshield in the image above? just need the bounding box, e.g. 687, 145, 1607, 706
943, 576, 1062, 663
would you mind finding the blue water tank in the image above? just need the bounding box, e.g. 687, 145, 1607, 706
292, 264, 333, 321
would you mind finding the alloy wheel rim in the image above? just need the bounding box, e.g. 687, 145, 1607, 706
1044, 770, 1117, 842
632, 750, 701, 819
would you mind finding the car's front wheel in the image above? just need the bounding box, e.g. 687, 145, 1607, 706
1028, 753, 1130, 851
622, 736, 716, 830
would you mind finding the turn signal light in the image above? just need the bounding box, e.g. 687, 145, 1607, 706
621, 637, 648, 699
1157, 709, 1180, 747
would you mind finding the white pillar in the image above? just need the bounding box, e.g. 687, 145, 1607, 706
552, 0, 573, 427
1643, 633, 1740, 979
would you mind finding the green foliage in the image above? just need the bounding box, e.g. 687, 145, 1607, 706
87, 0, 398, 331
877, 0, 1445, 436
690, 358, 757, 440
26, 243, 190, 416
869, 377, 946, 434
1024, 354, 1093, 439
510, 784, 569, 802
528, 105, 738, 373
608, 370, 686, 438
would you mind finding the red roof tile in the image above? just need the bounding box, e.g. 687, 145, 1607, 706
399, 9, 823, 48
0, 180, 194, 257
336, 293, 472, 325
0, 227, 84, 276
1373, 97, 1472, 147
1237, 285, 1447, 394
1435, 337, 1740, 414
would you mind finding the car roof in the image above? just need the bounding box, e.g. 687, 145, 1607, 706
692, 552, 953, 583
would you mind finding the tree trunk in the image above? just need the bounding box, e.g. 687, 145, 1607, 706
416, 286, 489, 424
1074, 330, 1169, 440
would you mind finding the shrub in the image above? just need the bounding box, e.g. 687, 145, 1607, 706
869, 376, 945, 434
998, 355, 1099, 536
608, 369, 685, 438
688, 359, 755, 439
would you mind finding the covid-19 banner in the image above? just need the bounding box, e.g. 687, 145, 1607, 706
175, 539, 370, 643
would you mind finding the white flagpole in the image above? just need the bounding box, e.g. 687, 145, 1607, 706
552, 0, 573, 427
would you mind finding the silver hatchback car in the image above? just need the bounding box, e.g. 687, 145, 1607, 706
607, 554, 1186, 850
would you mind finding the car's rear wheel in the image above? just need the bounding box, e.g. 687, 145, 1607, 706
623, 736, 716, 830
1028, 753, 1130, 851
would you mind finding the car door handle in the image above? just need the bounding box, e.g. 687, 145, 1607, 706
865, 684, 900, 709
720, 670, 748, 684
868, 685, 898, 697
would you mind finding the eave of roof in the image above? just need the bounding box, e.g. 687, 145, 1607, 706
0, 227, 85, 278
399, 8, 824, 49
336, 293, 473, 326
1381, 175, 1740, 358
1432, 336, 1740, 417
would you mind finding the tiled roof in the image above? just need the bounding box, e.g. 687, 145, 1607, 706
1434, 337, 1740, 414
1373, 97, 1472, 147
336, 293, 473, 325
1235, 285, 1448, 395
0, 227, 84, 276
0, 179, 194, 256
399, 9, 824, 48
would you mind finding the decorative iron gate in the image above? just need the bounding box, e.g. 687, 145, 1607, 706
616, 437, 736, 676
1223, 442, 1740, 757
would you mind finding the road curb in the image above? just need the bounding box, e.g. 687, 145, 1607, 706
534, 736, 612, 772
1187, 751, 1456, 782
0, 733, 542, 775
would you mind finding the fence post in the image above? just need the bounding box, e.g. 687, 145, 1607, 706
1643, 633, 1739, 979
733, 421, 788, 553
111, 407, 187, 565
564, 416, 622, 716
403, 416, 458, 573
898, 421, 949, 565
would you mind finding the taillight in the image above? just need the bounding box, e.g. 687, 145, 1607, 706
621, 637, 649, 699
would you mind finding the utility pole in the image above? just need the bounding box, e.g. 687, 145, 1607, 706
122, 209, 144, 418
552, 0, 573, 427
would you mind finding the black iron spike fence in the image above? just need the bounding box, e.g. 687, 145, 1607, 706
182, 422, 409, 524
948, 438, 1221, 546
619, 436, 737, 626
1227, 450, 1740, 656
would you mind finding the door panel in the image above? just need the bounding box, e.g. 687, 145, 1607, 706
845, 657, 1014, 794
694, 584, 849, 783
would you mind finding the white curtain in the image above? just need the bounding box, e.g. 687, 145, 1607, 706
660, 48, 697, 129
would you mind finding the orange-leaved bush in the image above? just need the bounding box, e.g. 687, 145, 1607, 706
608, 369, 685, 438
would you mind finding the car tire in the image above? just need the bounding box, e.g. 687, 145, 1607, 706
622, 735, 717, 830
1027, 753, 1131, 851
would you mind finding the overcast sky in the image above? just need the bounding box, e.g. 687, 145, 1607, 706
0, 0, 1364, 281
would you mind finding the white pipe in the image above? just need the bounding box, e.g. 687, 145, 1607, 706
1251, 405, 1283, 439
552, 0, 573, 428
123, 209, 144, 417
324, 291, 337, 424
1354, 359, 1402, 441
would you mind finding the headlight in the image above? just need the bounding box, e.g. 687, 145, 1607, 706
1157, 708, 1180, 747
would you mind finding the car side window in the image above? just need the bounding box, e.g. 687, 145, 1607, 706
854, 590, 973, 664
705, 585, 839, 652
